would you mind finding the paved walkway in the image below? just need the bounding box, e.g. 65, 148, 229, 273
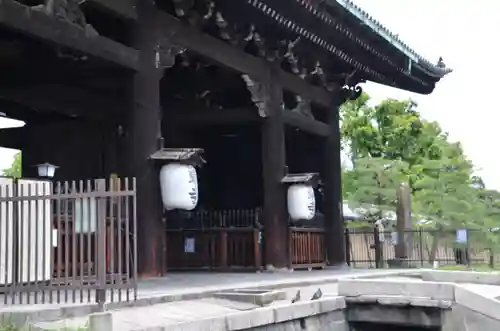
135, 269, 398, 297
33, 278, 345, 331
0, 268, 403, 310
0, 268, 410, 320
16, 269, 500, 331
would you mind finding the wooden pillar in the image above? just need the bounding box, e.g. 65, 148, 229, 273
261, 67, 288, 270
322, 93, 347, 267
126, 0, 164, 277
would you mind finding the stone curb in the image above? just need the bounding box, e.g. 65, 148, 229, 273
454, 285, 500, 321
421, 270, 500, 285
0, 269, 411, 326
338, 278, 455, 301
30, 297, 346, 331
345, 295, 453, 308
157, 296, 346, 331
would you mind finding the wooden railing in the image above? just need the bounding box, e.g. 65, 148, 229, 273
166, 228, 261, 271
164, 209, 327, 271
289, 227, 326, 269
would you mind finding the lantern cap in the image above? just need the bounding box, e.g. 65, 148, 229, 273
150, 148, 205, 167
34, 162, 59, 168
34, 162, 59, 178
281, 172, 319, 186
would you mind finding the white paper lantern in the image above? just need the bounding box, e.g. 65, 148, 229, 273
287, 184, 316, 221
159, 163, 198, 211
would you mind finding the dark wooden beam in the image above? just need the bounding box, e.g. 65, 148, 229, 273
0, 85, 122, 122
322, 94, 347, 267
0, 0, 138, 70
261, 66, 289, 270
0, 126, 26, 150
87, 0, 137, 20
156, 12, 332, 108
283, 111, 330, 137
176, 107, 261, 125
124, 0, 164, 277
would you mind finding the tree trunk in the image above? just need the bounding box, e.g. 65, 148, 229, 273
429, 229, 443, 264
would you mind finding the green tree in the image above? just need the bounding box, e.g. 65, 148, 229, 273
341, 94, 500, 243
344, 157, 408, 227
2, 152, 21, 178
341, 97, 425, 165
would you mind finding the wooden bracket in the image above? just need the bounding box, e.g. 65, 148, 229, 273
241, 74, 269, 118
290, 95, 314, 119
156, 42, 185, 70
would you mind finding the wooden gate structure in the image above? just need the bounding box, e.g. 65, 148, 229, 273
0, 0, 450, 276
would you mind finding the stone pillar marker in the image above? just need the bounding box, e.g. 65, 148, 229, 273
395, 182, 412, 264
88, 312, 112, 331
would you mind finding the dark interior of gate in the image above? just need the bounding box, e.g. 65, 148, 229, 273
159, 56, 328, 270
0, 0, 450, 277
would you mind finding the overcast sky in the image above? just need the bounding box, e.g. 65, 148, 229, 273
1, 0, 498, 189
346, 0, 499, 189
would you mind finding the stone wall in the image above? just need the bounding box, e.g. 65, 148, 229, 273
247, 310, 348, 331
442, 304, 500, 331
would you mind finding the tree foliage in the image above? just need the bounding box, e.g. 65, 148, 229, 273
341, 94, 500, 249
2, 152, 21, 178
345, 157, 407, 226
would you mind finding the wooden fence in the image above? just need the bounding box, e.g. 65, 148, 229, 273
289, 227, 326, 269
0, 177, 137, 304
166, 228, 261, 271
165, 209, 327, 270
347, 228, 500, 268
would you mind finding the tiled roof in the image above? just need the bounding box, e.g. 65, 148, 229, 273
333, 0, 452, 78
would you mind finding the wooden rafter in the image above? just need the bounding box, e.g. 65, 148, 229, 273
0, 0, 138, 69
156, 11, 334, 108
0, 0, 334, 107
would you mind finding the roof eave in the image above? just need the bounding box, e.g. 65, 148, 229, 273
331, 0, 452, 81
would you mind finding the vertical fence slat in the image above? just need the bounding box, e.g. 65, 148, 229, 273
116, 178, 123, 302
78, 180, 84, 303
55, 181, 62, 303
95, 179, 107, 307
30, 183, 36, 304
132, 178, 138, 301
0, 184, 6, 304
43, 182, 49, 304
124, 178, 131, 302
9, 183, 16, 305
18, 183, 25, 304
70, 181, 77, 302
63, 181, 70, 302
108, 177, 115, 302
85, 180, 92, 303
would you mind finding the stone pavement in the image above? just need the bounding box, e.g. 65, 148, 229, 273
32, 281, 345, 330
17, 269, 500, 331
0, 268, 404, 310
1, 268, 408, 328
